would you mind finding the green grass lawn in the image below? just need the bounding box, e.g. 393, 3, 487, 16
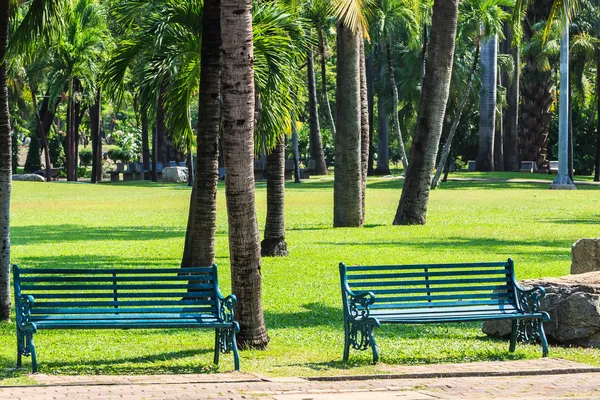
1, 175, 599, 384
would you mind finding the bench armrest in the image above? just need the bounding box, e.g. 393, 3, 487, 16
347, 291, 376, 320
218, 294, 238, 323
515, 285, 545, 314
16, 295, 37, 332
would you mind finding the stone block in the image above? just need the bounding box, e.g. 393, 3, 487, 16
572, 239, 600, 274
162, 166, 188, 183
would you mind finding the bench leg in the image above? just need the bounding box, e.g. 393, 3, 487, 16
16, 329, 24, 369
231, 329, 240, 371
509, 320, 518, 353
343, 321, 350, 362
213, 329, 221, 366
26, 333, 37, 373
539, 320, 549, 357
370, 330, 379, 364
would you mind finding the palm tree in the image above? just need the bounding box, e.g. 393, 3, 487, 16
502, 16, 520, 172
477, 33, 499, 171
393, 0, 459, 225
307, 46, 328, 175
359, 34, 369, 225
261, 134, 288, 256
221, 0, 269, 348
0, 0, 10, 323
332, 0, 367, 228
1, 0, 64, 321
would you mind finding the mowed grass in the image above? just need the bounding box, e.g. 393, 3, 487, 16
1, 174, 599, 383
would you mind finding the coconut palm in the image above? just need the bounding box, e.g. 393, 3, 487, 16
373, 0, 420, 172
393, 0, 459, 225
332, 0, 369, 227
1, 0, 65, 321
477, 34, 499, 171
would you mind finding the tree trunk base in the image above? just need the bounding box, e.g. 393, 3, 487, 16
393, 213, 426, 226
372, 168, 391, 176
237, 332, 270, 350
0, 304, 10, 322
260, 238, 288, 257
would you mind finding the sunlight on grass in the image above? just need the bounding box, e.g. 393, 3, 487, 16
1, 176, 599, 381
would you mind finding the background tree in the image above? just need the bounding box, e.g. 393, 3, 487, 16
393, 0, 459, 225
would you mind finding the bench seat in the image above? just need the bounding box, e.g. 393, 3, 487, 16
339, 259, 550, 363
13, 265, 240, 372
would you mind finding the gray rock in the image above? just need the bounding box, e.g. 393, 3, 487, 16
12, 174, 46, 182
162, 166, 188, 183
572, 239, 600, 274
482, 272, 600, 346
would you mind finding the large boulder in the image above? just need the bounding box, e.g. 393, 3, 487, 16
571, 239, 600, 275
161, 166, 188, 183
12, 174, 45, 182
482, 272, 600, 347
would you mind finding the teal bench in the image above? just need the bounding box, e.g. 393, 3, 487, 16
339, 259, 549, 362
13, 265, 240, 372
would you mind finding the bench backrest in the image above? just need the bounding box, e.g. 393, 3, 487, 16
13, 266, 222, 319
340, 260, 518, 313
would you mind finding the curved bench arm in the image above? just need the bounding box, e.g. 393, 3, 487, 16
515, 285, 545, 314
348, 291, 376, 320
218, 294, 238, 324
17, 295, 37, 333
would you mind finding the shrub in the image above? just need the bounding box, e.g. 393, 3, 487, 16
79, 148, 93, 167
107, 147, 124, 162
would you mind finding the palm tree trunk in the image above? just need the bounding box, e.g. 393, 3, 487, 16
359, 35, 369, 225
91, 89, 101, 183
31, 90, 53, 182
308, 48, 328, 175
261, 135, 288, 257
393, 0, 459, 225
375, 41, 390, 175
292, 116, 301, 183
386, 40, 408, 171
221, 0, 269, 348
0, 0, 11, 321
366, 50, 375, 176
431, 43, 480, 189
181, 0, 222, 268
476, 34, 498, 172
67, 79, 74, 181
157, 85, 167, 166
595, 44, 600, 182
151, 125, 158, 182
317, 28, 336, 139
142, 109, 150, 174
502, 19, 520, 172
334, 22, 362, 228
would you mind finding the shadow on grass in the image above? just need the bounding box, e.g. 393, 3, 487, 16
323, 237, 571, 258
546, 216, 600, 225
12, 224, 185, 245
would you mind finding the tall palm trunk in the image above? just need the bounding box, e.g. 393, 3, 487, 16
317, 28, 336, 139
261, 135, 288, 257
90, 89, 102, 183
221, 0, 269, 348
502, 19, 520, 172
66, 79, 75, 181
31, 91, 53, 181
307, 48, 328, 175
476, 34, 498, 172
386, 40, 408, 171
366, 50, 375, 176
520, 0, 553, 170
432, 43, 480, 189
375, 42, 390, 175
142, 109, 150, 175
181, 0, 222, 268
359, 35, 369, 225
292, 116, 301, 183
393, 0, 459, 225
334, 22, 362, 228
595, 41, 600, 182
0, 0, 11, 321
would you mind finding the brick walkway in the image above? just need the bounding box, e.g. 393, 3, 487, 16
3, 359, 600, 399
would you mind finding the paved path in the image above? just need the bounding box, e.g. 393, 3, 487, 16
3, 359, 600, 399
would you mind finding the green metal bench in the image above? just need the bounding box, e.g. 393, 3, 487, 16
13, 265, 240, 372
339, 259, 549, 362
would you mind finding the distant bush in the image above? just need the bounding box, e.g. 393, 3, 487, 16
107, 147, 124, 162
79, 148, 93, 166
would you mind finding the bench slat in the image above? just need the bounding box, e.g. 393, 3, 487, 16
369, 305, 519, 317
17, 267, 214, 275
20, 275, 213, 283
347, 269, 508, 281
32, 314, 220, 321
367, 285, 510, 295
368, 299, 513, 309
370, 292, 512, 303
31, 307, 216, 315
20, 283, 215, 291
32, 291, 214, 299
345, 262, 508, 272
33, 321, 233, 330
348, 277, 509, 288
34, 300, 216, 308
